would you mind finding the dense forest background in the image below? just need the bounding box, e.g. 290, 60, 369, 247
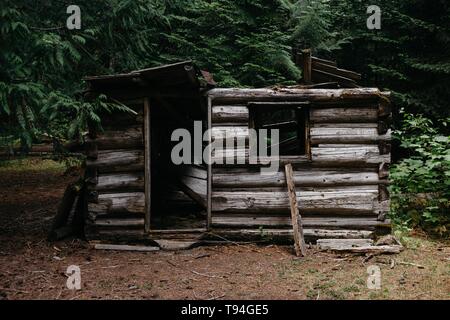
1, 0, 449, 235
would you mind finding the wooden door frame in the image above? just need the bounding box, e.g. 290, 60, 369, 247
144, 97, 151, 232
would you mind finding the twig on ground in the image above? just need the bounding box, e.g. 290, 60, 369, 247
397, 261, 425, 269
191, 270, 223, 279
208, 293, 226, 300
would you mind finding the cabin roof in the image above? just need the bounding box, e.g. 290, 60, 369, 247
84, 60, 215, 92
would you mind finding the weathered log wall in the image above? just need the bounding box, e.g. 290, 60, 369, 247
207, 88, 391, 239
84, 100, 147, 241
85, 88, 391, 243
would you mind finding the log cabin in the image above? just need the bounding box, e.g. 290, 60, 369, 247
81, 60, 392, 247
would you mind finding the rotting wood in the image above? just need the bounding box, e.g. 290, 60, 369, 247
285, 163, 306, 256
48, 179, 83, 240
317, 238, 374, 250
325, 244, 403, 254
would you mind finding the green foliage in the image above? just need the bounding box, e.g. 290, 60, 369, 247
1, 0, 449, 234
390, 113, 450, 236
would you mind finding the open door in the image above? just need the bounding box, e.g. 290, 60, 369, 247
144, 96, 207, 232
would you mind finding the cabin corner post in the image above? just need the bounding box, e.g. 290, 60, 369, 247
207, 95, 213, 230
302, 49, 312, 84
144, 97, 151, 233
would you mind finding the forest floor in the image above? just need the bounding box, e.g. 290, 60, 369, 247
0, 158, 449, 300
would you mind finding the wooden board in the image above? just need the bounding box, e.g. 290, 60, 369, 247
284, 163, 306, 256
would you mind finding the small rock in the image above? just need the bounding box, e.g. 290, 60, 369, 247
375, 235, 401, 246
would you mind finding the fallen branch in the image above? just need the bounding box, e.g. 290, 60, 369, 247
397, 261, 425, 269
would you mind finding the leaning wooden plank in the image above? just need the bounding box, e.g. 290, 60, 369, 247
311, 56, 337, 67
311, 70, 358, 88
177, 165, 207, 180
285, 163, 306, 256
312, 61, 361, 81
178, 175, 207, 208
48, 180, 83, 240
317, 238, 374, 250
212, 106, 249, 123
94, 243, 159, 252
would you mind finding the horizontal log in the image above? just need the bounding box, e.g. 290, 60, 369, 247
317, 238, 374, 250
211, 215, 391, 230
212, 186, 382, 214
88, 192, 145, 218
86, 149, 144, 173
95, 173, 144, 192
212, 106, 249, 123
94, 243, 159, 252
208, 228, 374, 241
320, 244, 403, 254
310, 107, 378, 123
91, 126, 143, 150
312, 146, 390, 165
310, 126, 391, 144
213, 169, 382, 188
93, 218, 145, 228
207, 88, 382, 103
211, 126, 249, 141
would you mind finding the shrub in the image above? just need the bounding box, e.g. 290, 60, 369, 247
390, 113, 450, 236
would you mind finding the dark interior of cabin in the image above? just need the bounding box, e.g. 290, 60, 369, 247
149, 95, 207, 231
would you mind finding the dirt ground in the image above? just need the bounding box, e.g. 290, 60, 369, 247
0, 158, 449, 300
